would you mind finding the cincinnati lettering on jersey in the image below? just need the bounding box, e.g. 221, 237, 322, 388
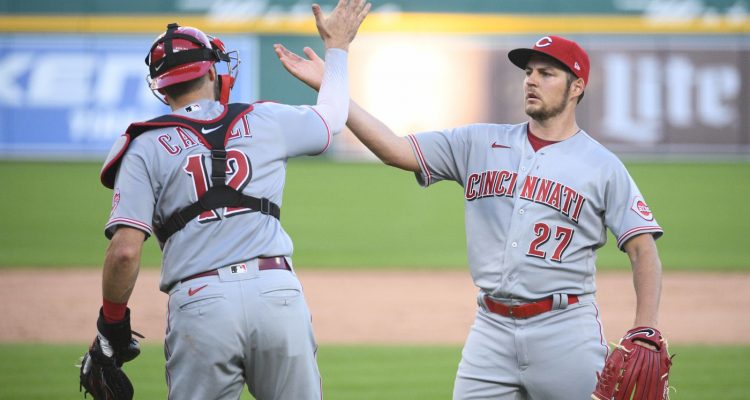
465, 170, 586, 223
156, 114, 252, 155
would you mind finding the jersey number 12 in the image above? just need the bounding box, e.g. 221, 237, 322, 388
184, 150, 253, 222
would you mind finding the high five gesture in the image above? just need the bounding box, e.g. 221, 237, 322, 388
314, 0, 371, 51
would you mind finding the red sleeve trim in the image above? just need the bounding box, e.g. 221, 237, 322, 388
616, 226, 664, 250
105, 218, 153, 236
407, 134, 431, 185
307, 106, 331, 156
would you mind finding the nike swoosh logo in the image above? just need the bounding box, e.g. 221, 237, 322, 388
188, 284, 208, 296
201, 125, 223, 134
154, 61, 165, 71
491, 142, 511, 149
625, 328, 656, 339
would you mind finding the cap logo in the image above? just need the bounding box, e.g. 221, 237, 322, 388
574, 61, 581, 71
535, 36, 553, 48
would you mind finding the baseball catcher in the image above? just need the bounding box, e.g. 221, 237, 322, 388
79, 308, 142, 400
592, 326, 674, 400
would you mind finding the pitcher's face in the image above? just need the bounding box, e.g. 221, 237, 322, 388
523, 56, 573, 122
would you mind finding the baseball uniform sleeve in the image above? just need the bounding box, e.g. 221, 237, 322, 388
259, 103, 331, 158
269, 49, 349, 158
310, 48, 349, 136
104, 141, 156, 239
407, 125, 473, 187
603, 162, 664, 251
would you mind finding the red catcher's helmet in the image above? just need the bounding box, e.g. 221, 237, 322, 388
145, 23, 240, 104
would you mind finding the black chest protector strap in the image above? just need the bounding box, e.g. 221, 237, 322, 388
119, 104, 280, 243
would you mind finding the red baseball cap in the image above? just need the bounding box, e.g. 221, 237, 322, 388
508, 35, 590, 86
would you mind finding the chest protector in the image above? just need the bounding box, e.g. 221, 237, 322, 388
100, 103, 280, 243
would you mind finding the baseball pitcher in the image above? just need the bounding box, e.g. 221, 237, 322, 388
79, 1, 371, 399
276, 35, 672, 400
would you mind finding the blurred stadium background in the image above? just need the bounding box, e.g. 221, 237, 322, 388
1, 1, 749, 399
1, 0, 748, 160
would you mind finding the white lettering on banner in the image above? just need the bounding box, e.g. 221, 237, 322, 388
0, 52, 32, 106
95, 55, 155, 106
69, 108, 156, 142
603, 53, 740, 144
28, 54, 96, 107
603, 53, 660, 143
0, 51, 158, 108
0, 50, 166, 143
614, 0, 749, 24
665, 56, 693, 127
697, 65, 740, 127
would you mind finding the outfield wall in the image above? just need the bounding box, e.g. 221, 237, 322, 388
0, 0, 747, 159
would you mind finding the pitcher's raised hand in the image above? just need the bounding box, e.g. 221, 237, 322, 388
274, 45, 325, 91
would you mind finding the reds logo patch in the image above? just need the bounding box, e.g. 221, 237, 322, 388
110, 188, 121, 216
631, 197, 653, 221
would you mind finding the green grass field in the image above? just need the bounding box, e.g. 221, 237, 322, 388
1, 159, 749, 398
0, 343, 747, 399
0, 160, 748, 270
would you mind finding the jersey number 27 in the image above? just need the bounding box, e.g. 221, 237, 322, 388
527, 222, 574, 263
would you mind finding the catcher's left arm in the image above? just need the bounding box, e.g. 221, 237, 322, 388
80, 227, 145, 399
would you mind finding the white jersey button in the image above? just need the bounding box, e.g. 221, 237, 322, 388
511, 242, 518, 248
521, 167, 526, 171
519, 209, 525, 214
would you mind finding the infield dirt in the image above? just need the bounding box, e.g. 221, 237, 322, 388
1, 269, 748, 344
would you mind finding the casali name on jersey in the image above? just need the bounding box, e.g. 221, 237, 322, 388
464, 170, 586, 224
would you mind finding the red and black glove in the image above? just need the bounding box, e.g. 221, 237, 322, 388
79, 308, 143, 400
592, 326, 674, 400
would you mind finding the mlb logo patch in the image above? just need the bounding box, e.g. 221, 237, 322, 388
184, 103, 201, 113
631, 197, 654, 221
229, 263, 248, 274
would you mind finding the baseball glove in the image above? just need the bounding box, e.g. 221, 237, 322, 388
79, 308, 143, 400
592, 326, 674, 400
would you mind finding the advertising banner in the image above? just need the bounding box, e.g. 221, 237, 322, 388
336, 35, 748, 158
0, 34, 258, 157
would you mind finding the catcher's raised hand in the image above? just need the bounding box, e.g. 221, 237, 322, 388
274, 45, 325, 91
313, 0, 371, 51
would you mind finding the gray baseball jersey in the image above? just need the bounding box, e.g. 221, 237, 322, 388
408, 122, 663, 299
103, 98, 331, 399
105, 98, 331, 292
407, 122, 663, 399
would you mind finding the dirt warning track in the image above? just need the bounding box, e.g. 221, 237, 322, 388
1, 269, 748, 344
